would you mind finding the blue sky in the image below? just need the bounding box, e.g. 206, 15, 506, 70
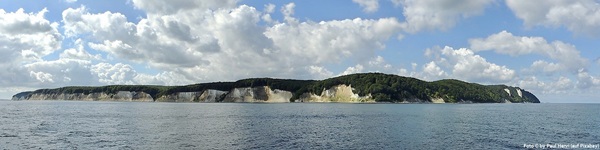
1, 0, 599, 103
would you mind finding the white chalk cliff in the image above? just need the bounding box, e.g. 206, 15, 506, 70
221, 86, 292, 102
25, 91, 154, 102
297, 85, 374, 103
156, 90, 227, 102
14, 84, 377, 103
11, 84, 537, 103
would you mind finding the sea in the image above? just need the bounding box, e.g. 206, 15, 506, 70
1, 100, 599, 149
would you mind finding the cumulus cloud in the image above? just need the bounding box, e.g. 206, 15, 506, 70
353, 0, 380, 13
131, 0, 238, 15
136, 71, 201, 86
340, 56, 412, 79
23, 59, 95, 86
266, 17, 403, 64
261, 4, 276, 24
91, 63, 138, 85
0, 7, 144, 91
62, 6, 136, 40
63, 6, 213, 68
466, 30, 600, 95
0, 8, 61, 62
422, 62, 447, 80
576, 69, 600, 89
339, 56, 400, 77
517, 76, 575, 94
469, 30, 588, 74
506, 0, 600, 36
341, 64, 365, 76
0, 8, 62, 87
281, 3, 298, 25
307, 66, 334, 80
62, 1, 403, 84
400, 0, 494, 33
424, 46, 515, 83
59, 39, 102, 60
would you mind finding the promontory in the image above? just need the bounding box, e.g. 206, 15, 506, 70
12, 73, 540, 103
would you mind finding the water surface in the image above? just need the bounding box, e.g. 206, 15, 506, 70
1, 101, 599, 149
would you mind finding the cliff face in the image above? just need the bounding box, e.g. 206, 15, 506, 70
297, 85, 374, 103
222, 86, 292, 102
11, 92, 32, 100
10, 84, 540, 103
11, 73, 541, 103
154, 86, 294, 103
12, 85, 372, 103
16, 91, 154, 102
155, 90, 227, 102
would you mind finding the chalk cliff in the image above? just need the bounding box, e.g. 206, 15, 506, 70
21, 91, 153, 102
297, 85, 374, 103
11, 73, 541, 103
11, 85, 371, 103
155, 90, 227, 102
222, 86, 292, 102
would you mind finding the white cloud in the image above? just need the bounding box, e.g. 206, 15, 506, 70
576, 69, 600, 89
506, 0, 600, 36
23, 59, 95, 87
29, 71, 54, 83
264, 4, 275, 14
266, 17, 402, 64
529, 60, 561, 75
59, 39, 102, 60
469, 30, 598, 94
61, 2, 403, 85
424, 46, 515, 83
368, 56, 392, 69
64, 0, 77, 3
341, 64, 365, 76
0, 8, 61, 62
135, 71, 194, 85
261, 4, 277, 24
517, 76, 575, 94
91, 63, 137, 85
62, 6, 136, 40
422, 61, 447, 80
353, 0, 380, 13
0, 8, 55, 35
64, 6, 211, 68
0, 8, 63, 88
470, 30, 588, 74
308, 66, 334, 80
390, 0, 403, 7
554, 76, 574, 91
0, 7, 114, 88
400, 0, 494, 33
281, 3, 298, 25
131, 0, 238, 15
340, 56, 406, 77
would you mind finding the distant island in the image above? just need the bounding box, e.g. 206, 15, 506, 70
12, 73, 540, 103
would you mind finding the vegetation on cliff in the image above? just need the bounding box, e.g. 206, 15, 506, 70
13, 73, 540, 103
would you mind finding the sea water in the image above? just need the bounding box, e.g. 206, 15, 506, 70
1, 101, 599, 149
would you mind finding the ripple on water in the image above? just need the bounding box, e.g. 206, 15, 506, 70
0, 133, 18, 137
0, 102, 599, 149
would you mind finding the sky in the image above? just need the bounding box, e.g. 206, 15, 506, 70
0, 0, 599, 103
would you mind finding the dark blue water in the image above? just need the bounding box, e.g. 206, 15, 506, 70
1, 101, 599, 149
